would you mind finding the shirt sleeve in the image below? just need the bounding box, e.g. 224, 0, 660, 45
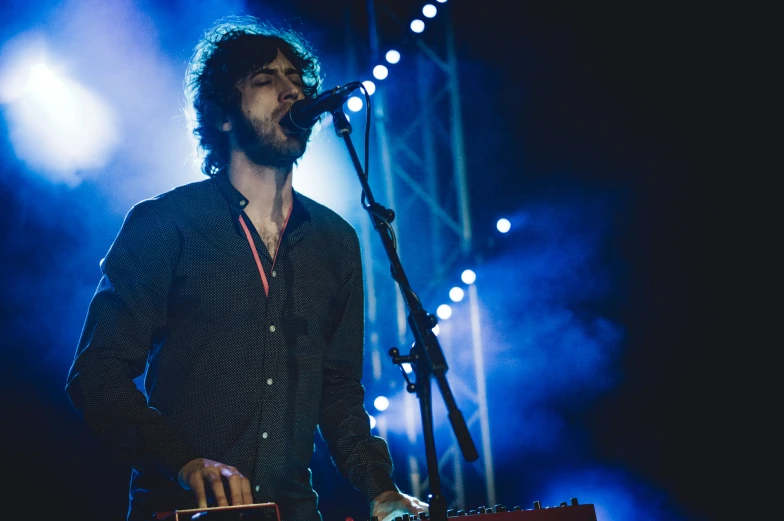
317, 230, 399, 502
65, 200, 202, 481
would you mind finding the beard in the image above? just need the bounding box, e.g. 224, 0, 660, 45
232, 108, 311, 169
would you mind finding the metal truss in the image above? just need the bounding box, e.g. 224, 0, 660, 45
349, 0, 496, 510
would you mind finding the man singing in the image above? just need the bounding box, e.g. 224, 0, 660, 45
66, 15, 427, 521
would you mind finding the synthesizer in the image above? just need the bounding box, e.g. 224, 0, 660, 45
374, 498, 597, 521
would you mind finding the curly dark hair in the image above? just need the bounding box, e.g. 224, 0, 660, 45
184, 16, 323, 177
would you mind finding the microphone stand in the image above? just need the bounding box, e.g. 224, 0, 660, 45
330, 109, 479, 521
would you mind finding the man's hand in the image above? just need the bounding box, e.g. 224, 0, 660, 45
371, 490, 429, 521
178, 458, 253, 509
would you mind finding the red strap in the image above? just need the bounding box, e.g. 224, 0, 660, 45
238, 203, 293, 298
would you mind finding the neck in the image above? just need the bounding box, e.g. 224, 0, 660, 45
227, 150, 293, 223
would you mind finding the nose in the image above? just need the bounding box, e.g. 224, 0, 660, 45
280, 78, 303, 103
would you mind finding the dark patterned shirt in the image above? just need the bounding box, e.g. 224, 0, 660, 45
65, 174, 396, 521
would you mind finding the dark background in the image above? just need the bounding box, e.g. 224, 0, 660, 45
1, 1, 744, 520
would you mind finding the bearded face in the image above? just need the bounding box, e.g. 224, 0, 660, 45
231, 106, 311, 169
228, 50, 313, 170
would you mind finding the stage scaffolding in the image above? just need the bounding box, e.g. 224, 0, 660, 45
342, 0, 497, 510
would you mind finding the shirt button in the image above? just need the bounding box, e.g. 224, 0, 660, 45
269, 325, 276, 332
262, 432, 268, 439
271, 270, 276, 278
267, 378, 273, 385
254, 485, 260, 492
239, 200, 247, 207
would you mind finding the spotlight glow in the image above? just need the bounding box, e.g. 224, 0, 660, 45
497, 218, 511, 233
436, 304, 452, 320
437, 0, 448, 3
369, 415, 377, 429
362, 80, 376, 95
461, 269, 476, 285
410, 20, 425, 33
449, 287, 465, 302
385, 50, 401, 64
3, 59, 118, 182
374, 396, 390, 412
347, 96, 363, 112
432, 324, 441, 336
423, 4, 437, 18
373, 65, 389, 80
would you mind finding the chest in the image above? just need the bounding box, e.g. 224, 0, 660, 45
248, 215, 283, 258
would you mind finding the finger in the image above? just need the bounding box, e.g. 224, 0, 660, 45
241, 476, 253, 505
207, 471, 229, 507
226, 472, 244, 506
191, 474, 208, 509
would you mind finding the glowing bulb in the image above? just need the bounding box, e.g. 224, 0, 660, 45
423, 5, 437, 18
374, 396, 390, 411
385, 50, 400, 64
362, 80, 376, 95
347, 96, 363, 112
461, 269, 476, 285
436, 304, 452, 320
449, 287, 465, 302
373, 65, 389, 80
410, 20, 425, 33
497, 218, 511, 233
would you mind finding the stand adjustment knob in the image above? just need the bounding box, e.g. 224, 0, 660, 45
570, 498, 579, 506
533, 501, 541, 510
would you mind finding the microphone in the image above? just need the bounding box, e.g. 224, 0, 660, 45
283, 82, 362, 131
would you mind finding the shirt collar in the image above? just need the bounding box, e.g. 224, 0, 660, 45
211, 173, 311, 242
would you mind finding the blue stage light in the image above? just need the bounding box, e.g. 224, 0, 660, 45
449, 287, 465, 302
410, 20, 425, 33
374, 396, 390, 411
373, 65, 389, 80
385, 50, 400, 64
423, 4, 437, 18
436, 304, 452, 320
497, 218, 511, 233
2, 59, 117, 181
347, 96, 363, 112
362, 80, 376, 95
461, 269, 476, 285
